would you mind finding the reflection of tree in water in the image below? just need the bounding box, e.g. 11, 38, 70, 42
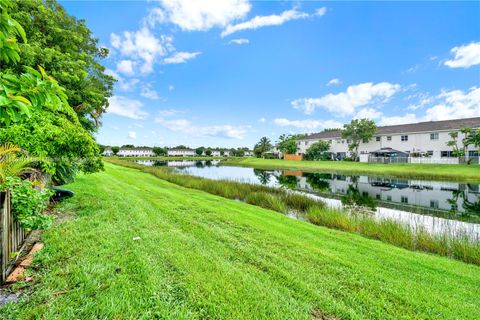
205, 160, 212, 167
153, 161, 167, 167
448, 187, 480, 218
195, 161, 205, 168
276, 174, 298, 190
341, 184, 377, 210
254, 169, 272, 185
304, 173, 331, 192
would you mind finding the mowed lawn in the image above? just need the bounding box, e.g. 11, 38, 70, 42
228, 158, 480, 182
1, 163, 479, 319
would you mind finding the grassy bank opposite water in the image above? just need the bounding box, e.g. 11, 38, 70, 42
224, 158, 480, 182
108, 158, 480, 265
1, 163, 479, 319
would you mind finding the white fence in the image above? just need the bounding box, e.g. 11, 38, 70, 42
367, 156, 480, 165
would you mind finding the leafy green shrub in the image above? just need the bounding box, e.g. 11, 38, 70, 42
2, 177, 53, 230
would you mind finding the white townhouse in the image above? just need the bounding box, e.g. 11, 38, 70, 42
211, 150, 221, 157
296, 117, 480, 163
223, 150, 231, 157
244, 150, 254, 157
167, 148, 196, 157
102, 148, 113, 157
118, 147, 154, 157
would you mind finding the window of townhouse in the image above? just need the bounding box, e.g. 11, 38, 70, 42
375, 136, 381, 142
430, 133, 439, 140
441, 151, 455, 157
387, 136, 392, 141
401, 135, 408, 142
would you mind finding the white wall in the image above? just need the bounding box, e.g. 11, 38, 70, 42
297, 129, 478, 159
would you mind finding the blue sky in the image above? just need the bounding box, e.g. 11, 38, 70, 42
61, 0, 480, 148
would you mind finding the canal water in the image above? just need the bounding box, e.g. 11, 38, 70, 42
136, 160, 480, 239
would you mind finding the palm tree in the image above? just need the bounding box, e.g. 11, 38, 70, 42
0, 143, 33, 183
254, 137, 272, 158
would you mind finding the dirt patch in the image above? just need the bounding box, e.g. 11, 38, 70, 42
310, 308, 340, 320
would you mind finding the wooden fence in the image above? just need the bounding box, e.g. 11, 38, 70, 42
283, 154, 303, 161
0, 191, 28, 283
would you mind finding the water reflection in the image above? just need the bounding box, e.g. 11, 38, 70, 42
134, 160, 480, 238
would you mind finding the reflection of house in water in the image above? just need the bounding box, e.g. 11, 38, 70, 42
294, 173, 479, 218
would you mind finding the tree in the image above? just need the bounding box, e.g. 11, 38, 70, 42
304, 141, 331, 161
195, 147, 204, 156
7, 0, 115, 133
205, 149, 212, 156
111, 146, 120, 155
277, 134, 304, 155
152, 147, 166, 156
254, 137, 272, 158
175, 145, 187, 149
341, 119, 377, 161
466, 129, 480, 151
121, 144, 135, 148
0, 1, 102, 184
448, 127, 477, 157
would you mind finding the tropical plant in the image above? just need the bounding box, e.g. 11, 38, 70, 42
341, 119, 377, 161
304, 141, 331, 161
0, 143, 34, 183
254, 137, 272, 158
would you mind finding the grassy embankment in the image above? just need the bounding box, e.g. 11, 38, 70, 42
108, 156, 230, 161
225, 158, 480, 182
1, 163, 479, 319
108, 159, 480, 265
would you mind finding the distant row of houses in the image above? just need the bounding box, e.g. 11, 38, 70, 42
295, 117, 480, 164
103, 147, 254, 157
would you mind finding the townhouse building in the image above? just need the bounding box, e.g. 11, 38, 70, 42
296, 117, 480, 163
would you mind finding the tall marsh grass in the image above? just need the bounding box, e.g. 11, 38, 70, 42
108, 158, 480, 265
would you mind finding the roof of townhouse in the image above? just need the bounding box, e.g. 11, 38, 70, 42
168, 148, 194, 151
119, 147, 153, 151
301, 117, 480, 140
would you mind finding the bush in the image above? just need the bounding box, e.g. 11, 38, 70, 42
2, 177, 54, 230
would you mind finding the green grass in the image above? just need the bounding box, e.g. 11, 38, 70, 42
109, 158, 480, 265
1, 163, 479, 319
225, 158, 480, 182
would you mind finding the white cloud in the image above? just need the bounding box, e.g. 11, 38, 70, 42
157, 109, 184, 117
222, 9, 311, 37
315, 7, 327, 16
355, 108, 382, 119
379, 87, 480, 125
104, 68, 139, 91
423, 87, 480, 121
273, 118, 342, 130
110, 27, 174, 74
258, 117, 266, 123
229, 38, 249, 45
168, 85, 175, 91
445, 42, 480, 68
153, 0, 251, 31
128, 131, 137, 139
292, 82, 401, 115
107, 96, 148, 120
116, 60, 135, 75
379, 114, 418, 126
140, 86, 160, 100
155, 116, 249, 139
143, 7, 167, 28
164, 51, 201, 64
326, 78, 340, 86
